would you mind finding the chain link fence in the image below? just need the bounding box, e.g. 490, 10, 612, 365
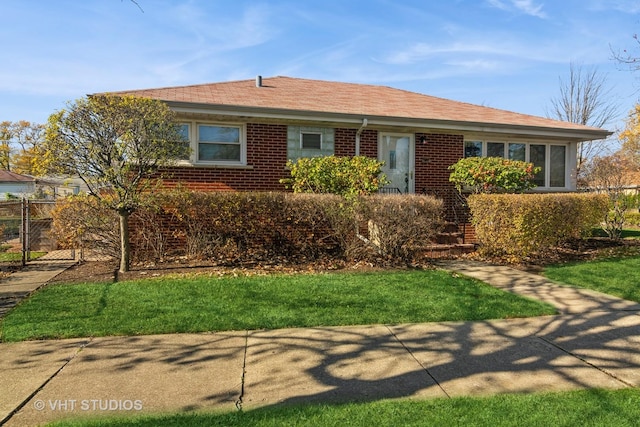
0, 199, 74, 267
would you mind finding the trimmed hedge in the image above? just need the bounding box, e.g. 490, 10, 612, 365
467, 193, 609, 261
52, 191, 444, 264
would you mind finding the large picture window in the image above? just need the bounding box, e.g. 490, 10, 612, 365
464, 140, 568, 189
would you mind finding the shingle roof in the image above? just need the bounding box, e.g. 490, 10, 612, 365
112, 76, 608, 136
0, 170, 35, 183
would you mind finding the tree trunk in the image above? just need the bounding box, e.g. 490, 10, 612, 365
118, 210, 131, 273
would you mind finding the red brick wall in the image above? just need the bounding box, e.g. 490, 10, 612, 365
157, 126, 462, 199
335, 128, 378, 157
415, 133, 465, 222
159, 123, 289, 191
359, 129, 378, 158
414, 133, 464, 193
335, 128, 356, 156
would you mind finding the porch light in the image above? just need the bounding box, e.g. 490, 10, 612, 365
420, 136, 428, 145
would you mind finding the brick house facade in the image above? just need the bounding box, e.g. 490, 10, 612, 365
115, 76, 611, 219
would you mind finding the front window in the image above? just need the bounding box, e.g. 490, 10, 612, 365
508, 143, 525, 161
529, 144, 546, 187
464, 141, 482, 158
464, 140, 568, 189
550, 145, 566, 187
198, 125, 242, 162
487, 142, 505, 157
177, 122, 246, 165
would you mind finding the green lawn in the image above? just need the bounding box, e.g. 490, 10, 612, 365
0, 251, 45, 262
544, 256, 640, 302
591, 228, 640, 239
50, 388, 640, 427
0, 270, 556, 342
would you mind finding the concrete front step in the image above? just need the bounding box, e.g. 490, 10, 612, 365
423, 243, 476, 258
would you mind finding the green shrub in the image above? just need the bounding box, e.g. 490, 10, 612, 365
281, 155, 388, 198
467, 193, 609, 261
449, 157, 540, 193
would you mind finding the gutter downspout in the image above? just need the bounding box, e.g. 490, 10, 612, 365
355, 118, 368, 156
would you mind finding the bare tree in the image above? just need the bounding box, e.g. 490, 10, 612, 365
125, 0, 144, 12
547, 63, 619, 179
611, 33, 640, 71
582, 153, 636, 240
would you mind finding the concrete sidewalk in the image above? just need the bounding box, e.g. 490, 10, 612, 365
1, 261, 640, 426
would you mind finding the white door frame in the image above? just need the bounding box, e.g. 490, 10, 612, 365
378, 132, 415, 193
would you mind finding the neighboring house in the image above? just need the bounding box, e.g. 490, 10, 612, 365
0, 170, 36, 199
0, 171, 89, 200
40, 176, 90, 198
114, 76, 610, 197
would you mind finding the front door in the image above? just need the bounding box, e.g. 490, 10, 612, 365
379, 134, 414, 193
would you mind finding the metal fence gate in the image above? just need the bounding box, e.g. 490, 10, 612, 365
0, 199, 75, 265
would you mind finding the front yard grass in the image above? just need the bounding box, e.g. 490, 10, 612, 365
0, 270, 556, 342
51, 388, 640, 427
544, 256, 640, 303
0, 251, 46, 262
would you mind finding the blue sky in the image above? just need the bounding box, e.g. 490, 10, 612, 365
2, 0, 640, 138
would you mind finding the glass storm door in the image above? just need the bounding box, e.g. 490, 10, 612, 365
380, 134, 414, 193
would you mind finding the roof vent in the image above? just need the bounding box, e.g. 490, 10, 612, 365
256, 75, 263, 87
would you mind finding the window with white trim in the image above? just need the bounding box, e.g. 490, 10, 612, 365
177, 122, 246, 165
197, 124, 244, 163
464, 140, 568, 189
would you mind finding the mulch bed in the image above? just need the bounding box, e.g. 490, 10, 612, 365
44, 237, 640, 285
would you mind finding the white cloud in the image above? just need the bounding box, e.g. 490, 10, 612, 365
486, 0, 510, 12
586, 0, 640, 13
487, 0, 547, 18
513, 0, 547, 18
445, 59, 504, 72
381, 41, 517, 65
172, 3, 278, 51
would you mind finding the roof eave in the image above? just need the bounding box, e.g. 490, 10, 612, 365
168, 102, 612, 142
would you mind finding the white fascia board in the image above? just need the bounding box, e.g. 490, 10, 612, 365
168, 102, 612, 142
